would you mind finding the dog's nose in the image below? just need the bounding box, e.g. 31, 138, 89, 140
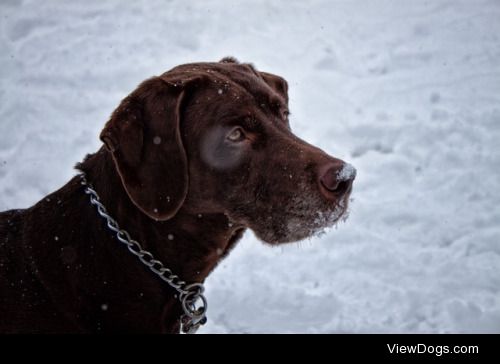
319, 162, 356, 198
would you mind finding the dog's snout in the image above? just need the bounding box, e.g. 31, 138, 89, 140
319, 162, 356, 198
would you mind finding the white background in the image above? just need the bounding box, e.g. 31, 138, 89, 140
1, 0, 499, 333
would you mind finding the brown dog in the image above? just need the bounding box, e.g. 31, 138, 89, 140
0, 57, 355, 333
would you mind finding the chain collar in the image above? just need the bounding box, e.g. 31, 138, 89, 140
79, 173, 207, 334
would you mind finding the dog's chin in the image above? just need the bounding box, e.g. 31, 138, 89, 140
252, 202, 350, 246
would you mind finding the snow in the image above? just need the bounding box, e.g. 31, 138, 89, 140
337, 163, 356, 182
1, 0, 500, 333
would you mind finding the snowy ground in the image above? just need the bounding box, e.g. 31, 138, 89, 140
1, 0, 499, 333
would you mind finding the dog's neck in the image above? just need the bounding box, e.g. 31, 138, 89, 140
77, 146, 245, 283
18, 146, 245, 333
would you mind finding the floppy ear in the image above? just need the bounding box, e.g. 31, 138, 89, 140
259, 71, 289, 103
100, 76, 190, 221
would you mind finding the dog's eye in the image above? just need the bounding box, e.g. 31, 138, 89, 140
226, 127, 245, 142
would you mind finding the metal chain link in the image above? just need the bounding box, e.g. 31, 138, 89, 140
79, 173, 207, 334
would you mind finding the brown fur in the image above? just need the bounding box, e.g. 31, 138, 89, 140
0, 58, 354, 333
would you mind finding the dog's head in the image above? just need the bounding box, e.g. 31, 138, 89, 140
100, 58, 355, 244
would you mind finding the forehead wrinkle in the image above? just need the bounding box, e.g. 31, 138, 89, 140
226, 85, 286, 126
171, 61, 287, 110
210, 64, 286, 107
178, 63, 287, 128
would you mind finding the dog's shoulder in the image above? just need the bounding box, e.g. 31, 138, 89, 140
0, 208, 26, 240
0, 208, 27, 265
0, 209, 27, 292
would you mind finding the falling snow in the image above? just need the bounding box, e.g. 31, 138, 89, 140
0, 0, 499, 334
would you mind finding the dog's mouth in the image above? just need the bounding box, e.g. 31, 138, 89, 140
249, 188, 353, 245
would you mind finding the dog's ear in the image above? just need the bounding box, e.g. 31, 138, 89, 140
100, 76, 195, 221
259, 72, 289, 103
